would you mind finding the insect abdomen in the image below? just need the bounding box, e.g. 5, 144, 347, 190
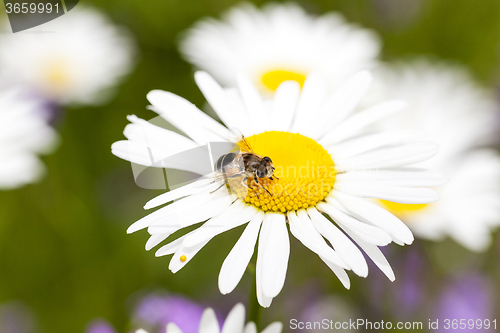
215, 152, 237, 172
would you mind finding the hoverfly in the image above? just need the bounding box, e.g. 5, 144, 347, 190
208, 133, 277, 197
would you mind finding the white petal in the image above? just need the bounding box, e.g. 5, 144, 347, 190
166, 323, 183, 333
318, 201, 392, 246
288, 211, 347, 269
127, 190, 228, 233
319, 257, 351, 289
343, 230, 395, 281
334, 182, 439, 204
236, 75, 266, 133
111, 140, 207, 174
332, 191, 414, 244
335, 168, 448, 187
168, 204, 254, 273
290, 72, 327, 134
256, 238, 273, 308
334, 142, 439, 171
258, 213, 290, 298
145, 233, 170, 251
313, 71, 373, 140
221, 303, 245, 333
124, 115, 197, 151
198, 307, 220, 333
289, 211, 351, 289
219, 212, 264, 294
155, 230, 195, 257
320, 100, 407, 145
222, 88, 255, 136
244, 322, 257, 333
182, 203, 256, 248
327, 130, 425, 159
169, 238, 212, 273
144, 179, 222, 210
307, 208, 368, 277
270, 81, 300, 131
261, 322, 283, 333
147, 89, 229, 144
148, 192, 233, 232
195, 71, 253, 136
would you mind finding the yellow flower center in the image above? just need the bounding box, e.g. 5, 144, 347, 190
44, 60, 71, 88
379, 200, 430, 218
228, 131, 336, 213
261, 69, 307, 91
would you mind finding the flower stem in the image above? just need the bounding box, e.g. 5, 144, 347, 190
247, 262, 262, 330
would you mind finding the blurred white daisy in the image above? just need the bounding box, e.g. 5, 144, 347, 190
0, 6, 135, 106
0, 88, 58, 189
138, 303, 282, 333
370, 61, 500, 252
112, 71, 445, 307
179, 2, 380, 95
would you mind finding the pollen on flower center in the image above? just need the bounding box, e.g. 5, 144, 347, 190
228, 131, 336, 213
261, 69, 307, 91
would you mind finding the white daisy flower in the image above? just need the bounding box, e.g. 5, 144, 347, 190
135, 303, 282, 333
0, 6, 135, 106
370, 61, 500, 252
179, 2, 380, 95
0, 88, 58, 189
112, 71, 445, 307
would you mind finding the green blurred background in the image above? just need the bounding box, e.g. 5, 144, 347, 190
0, 0, 500, 332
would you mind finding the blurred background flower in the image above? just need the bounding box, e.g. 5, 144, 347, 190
179, 2, 380, 95
0, 88, 58, 189
0, 301, 37, 333
369, 60, 500, 251
132, 292, 205, 333
435, 273, 494, 333
0, 6, 136, 106
86, 319, 118, 333
0, 1, 499, 332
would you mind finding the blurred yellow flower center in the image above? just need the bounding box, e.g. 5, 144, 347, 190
261, 69, 307, 91
44, 60, 70, 88
229, 131, 336, 213
379, 200, 430, 217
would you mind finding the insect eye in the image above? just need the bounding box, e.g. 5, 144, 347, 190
256, 170, 265, 178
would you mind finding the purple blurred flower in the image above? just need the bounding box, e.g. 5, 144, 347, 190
299, 296, 360, 333
396, 249, 425, 316
367, 246, 428, 318
0, 301, 36, 333
86, 319, 117, 333
134, 293, 205, 333
436, 274, 493, 333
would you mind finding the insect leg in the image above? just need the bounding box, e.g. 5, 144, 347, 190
211, 182, 226, 194
253, 176, 272, 196
261, 185, 272, 196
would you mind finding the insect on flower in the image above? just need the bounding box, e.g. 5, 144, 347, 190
206, 131, 278, 198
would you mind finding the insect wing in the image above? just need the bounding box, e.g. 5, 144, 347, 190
192, 172, 225, 189
227, 128, 255, 154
